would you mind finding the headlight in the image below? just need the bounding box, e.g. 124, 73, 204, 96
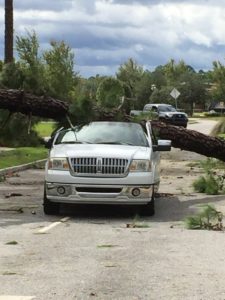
48, 158, 69, 170
129, 160, 151, 172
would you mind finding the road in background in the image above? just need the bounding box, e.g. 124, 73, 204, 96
188, 118, 218, 134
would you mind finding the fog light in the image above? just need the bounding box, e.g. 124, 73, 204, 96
132, 188, 140, 197
57, 186, 66, 195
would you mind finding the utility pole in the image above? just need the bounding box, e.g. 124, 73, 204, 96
4, 0, 14, 63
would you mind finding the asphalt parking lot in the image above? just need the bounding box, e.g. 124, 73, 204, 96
1, 119, 225, 300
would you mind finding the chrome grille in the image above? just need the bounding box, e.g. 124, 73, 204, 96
172, 114, 185, 120
70, 157, 128, 176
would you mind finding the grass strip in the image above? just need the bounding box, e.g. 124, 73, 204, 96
0, 147, 48, 169
33, 121, 56, 138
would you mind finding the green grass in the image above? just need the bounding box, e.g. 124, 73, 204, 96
185, 204, 223, 230
187, 159, 225, 169
192, 114, 225, 121
192, 113, 205, 118
0, 147, 48, 169
218, 133, 225, 139
33, 121, 56, 138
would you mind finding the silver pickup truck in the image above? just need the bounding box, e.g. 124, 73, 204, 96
143, 103, 188, 127
44, 121, 171, 216
131, 104, 188, 128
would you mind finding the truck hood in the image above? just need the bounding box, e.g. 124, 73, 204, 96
50, 144, 150, 160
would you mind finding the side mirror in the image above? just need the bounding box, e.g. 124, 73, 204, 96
153, 139, 171, 152
45, 138, 53, 149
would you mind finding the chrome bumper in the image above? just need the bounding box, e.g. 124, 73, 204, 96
45, 182, 154, 205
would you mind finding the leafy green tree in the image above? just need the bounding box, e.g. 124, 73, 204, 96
198, 69, 213, 83
0, 110, 41, 147
96, 77, 124, 109
149, 86, 175, 105
0, 32, 79, 146
16, 31, 45, 94
75, 75, 105, 102
149, 60, 206, 114
68, 76, 103, 126
0, 60, 3, 72
0, 61, 24, 88
116, 58, 144, 98
135, 70, 154, 109
151, 66, 167, 89
43, 40, 76, 101
211, 61, 225, 101
69, 94, 96, 126
163, 59, 194, 85
178, 72, 207, 115
0, 31, 45, 147
209, 70, 225, 143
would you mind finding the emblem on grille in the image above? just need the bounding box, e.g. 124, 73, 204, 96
96, 158, 102, 173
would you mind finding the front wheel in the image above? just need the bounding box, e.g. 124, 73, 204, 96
43, 190, 60, 215
141, 188, 155, 216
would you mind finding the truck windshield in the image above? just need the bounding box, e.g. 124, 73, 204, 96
55, 122, 149, 147
158, 105, 177, 112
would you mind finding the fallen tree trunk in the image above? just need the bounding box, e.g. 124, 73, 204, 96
0, 89, 69, 119
0, 88, 225, 162
151, 121, 225, 162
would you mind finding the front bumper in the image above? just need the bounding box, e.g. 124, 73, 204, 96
45, 182, 154, 205
164, 118, 188, 127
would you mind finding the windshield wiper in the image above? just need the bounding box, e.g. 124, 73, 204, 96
95, 141, 135, 146
60, 141, 91, 144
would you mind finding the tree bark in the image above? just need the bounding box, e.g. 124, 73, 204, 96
151, 121, 225, 162
0, 88, 225, 161
4, 0, 13, 63
0, 89, 69, 119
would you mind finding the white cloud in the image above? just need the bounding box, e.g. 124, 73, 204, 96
1, 0, 225, 76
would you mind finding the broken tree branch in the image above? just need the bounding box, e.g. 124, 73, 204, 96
0, 89, 69, 120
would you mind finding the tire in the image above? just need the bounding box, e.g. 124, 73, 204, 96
43, 190, 60, 215
141, 188, 155, 216
159, 117, 165, 122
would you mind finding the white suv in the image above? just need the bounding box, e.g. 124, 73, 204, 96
44, 121, 171, 216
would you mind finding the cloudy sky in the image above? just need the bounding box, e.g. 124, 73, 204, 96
1, 0, 225, 77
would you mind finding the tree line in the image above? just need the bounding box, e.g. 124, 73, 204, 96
0, 31, 225, 146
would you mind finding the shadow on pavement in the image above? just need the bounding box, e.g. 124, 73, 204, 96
153, 194, 225, 222
1, 194, 225, 228
59, 194, 225, 223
